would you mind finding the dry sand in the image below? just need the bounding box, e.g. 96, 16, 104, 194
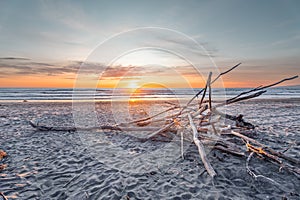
0, 99, 299, 199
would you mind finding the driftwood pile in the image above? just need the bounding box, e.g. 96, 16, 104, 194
29, 63, 299, 180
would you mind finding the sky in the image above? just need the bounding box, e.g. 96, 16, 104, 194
0, 0, 299, 88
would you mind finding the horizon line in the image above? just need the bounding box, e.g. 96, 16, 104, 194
0, 85, 299, 89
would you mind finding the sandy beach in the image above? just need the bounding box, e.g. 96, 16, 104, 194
0, 99, 299, 199
1, 0, 300, 199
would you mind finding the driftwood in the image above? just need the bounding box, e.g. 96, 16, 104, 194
0, 150, 7, 160
29, 120, 173, 133
189, 63, 242, 106
246, 152, 279, 184
0, 192, 8, 200
212, 109, 255, 129
188, 113, 216, 177
145, 121, 175, 140
29, 63, 300, 180
199, 72, 212, 107
0, 150, 7, 172
123, 105, 180, 126
230, 75, 299, 103
231, 131, 300, 167
29, 120, 120, 131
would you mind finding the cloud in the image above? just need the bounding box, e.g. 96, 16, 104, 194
27, 62, 54, 67
151, 34, 218, 58
158, 36, 218, 57
0, 59, 113, 78
270, 34, 300, 47
99, 64, 206, 81
0, 63, 32, 71
213, 56, 300, 87
0, 57, 31, 61
0, 60, 79, 77
1, 56, 298, 87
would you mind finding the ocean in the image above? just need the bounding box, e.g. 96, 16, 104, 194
0, 86, 299, 102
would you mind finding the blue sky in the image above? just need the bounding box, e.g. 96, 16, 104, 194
0, 0, 299, 87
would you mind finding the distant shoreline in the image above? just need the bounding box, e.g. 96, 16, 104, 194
0, 85, 299, 89
0, 87, 300, 102
1, 97, 300, 104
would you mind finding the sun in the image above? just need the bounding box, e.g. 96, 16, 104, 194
127, 81, 139, 89
125, 80, 140, 94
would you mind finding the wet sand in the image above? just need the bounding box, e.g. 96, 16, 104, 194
0, 99, 299, 199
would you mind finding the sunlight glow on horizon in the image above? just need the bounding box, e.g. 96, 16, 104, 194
0, 61, 298, 88
1, 77, 298, 88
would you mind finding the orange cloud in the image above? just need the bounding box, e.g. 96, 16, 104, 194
0, 75, 74, 88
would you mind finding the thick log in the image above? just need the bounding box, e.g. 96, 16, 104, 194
212, 109, 255, 129
188, 114, 217, 178
29, 121, 169, 132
